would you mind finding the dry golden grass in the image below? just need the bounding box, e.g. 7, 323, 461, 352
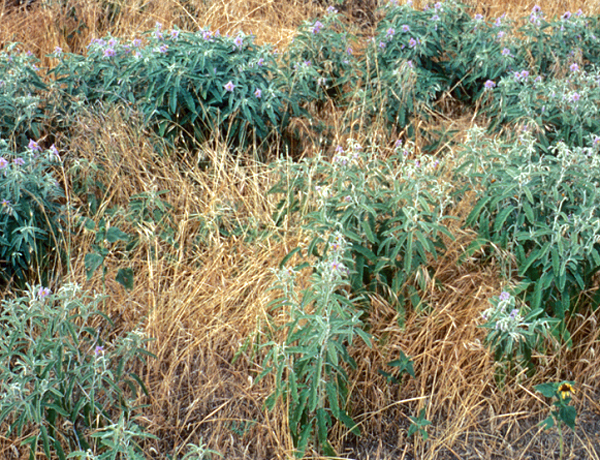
2, 0, 600, 459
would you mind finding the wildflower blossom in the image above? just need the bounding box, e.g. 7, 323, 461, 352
347, 47, 353, 55
434, 1, 442, 9
474, 13, 483, 21
431, 14, 440, 21
158, 44, 168, 53
558, 382, 574, 400
501, 47, 510, 56
570, 63, 579, 72
562, 11, 572, 20
13, 158, 25, 166
386, 27, 395, 38
28, 139, 41, 151
257, 57, 265, 66
406, 60, 414, 68
571, 92, 580, 102
409, 37, 417, 47
234, 36, 243, 49
484, 79, 496, 89
593, 135, 600, 147
326, 6, 337, 14
94, 345, 104, 355
379, 41, 386, 49
133, 38, 142, 47
224, 81, 235, 92
532, 5, 541, 14
335, 145, 344, 154
171, 29, 180, 39
311, 20, 324, 34
54, 46, 62, 56
38, 286, 51, 298
497, 31, 505, 39
401, 24, 410, 32
103, 47, 116, 57
394, 139, 403, 148
495, 17, 502, 26
254, 88, 262, 98
0, 158, 7, 169
499, 291, 510, 302
108, 38, 117, 47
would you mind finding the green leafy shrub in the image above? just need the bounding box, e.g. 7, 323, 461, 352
445, 13, 526, 103
457, 129, 600, 338
0, 140, 64, 283
481, 291, 558, 376
278, 7, 359, 108
483, 65, 600, 150
362, 0, 471, 129
271, 139, 452, 316
515, 6, 600, 77
0, 283, 154, 460
259, 232, 370, 457
50, 26, 288, 150
0, 44, 47, 148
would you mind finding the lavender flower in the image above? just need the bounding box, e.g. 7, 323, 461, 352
28, 139, 41, 151
224, 81, 235, 92
234, 36, 243, 49
103, 47, 116, 57
401, 24, 410, 32
326, 6, 337, 14
431, 14, 440, 21
409, 37, 417, 47
484, 79, 496, 89
570, 63, 579, 72
379, 41, 386, 49
499, 291, 510, 302
497, 31, 505, 39
386, 27, 395, 38
347, 47, 353, 55
311, 20, 324, 34
158, 44, 168, 53
94, 345, 104, 355
54, 46, 63, 56
13, 158, 25, 166
257, 57, 265, 66
562, 11, 572, 20
474, 13, 483, 21
254, 88, 262, 98
38, 286, 51, 298
1, 198, 10, 208
571, 92, 580, 102
0, 158, 7, 169
501, 47, 510, 56
406, 60, 414, 68
133, 38, 142, 47
171, 29, 180, 39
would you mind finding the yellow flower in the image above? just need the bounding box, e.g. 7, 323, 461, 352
558, 382, 574, 400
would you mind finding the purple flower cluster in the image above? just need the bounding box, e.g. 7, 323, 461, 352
311, 20, 324, 34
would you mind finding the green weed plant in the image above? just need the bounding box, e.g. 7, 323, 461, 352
0, 284, 154, 460
458, 129, 600, 339
0, 140, 64, 283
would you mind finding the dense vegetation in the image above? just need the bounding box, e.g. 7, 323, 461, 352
1, 0, 600, 458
